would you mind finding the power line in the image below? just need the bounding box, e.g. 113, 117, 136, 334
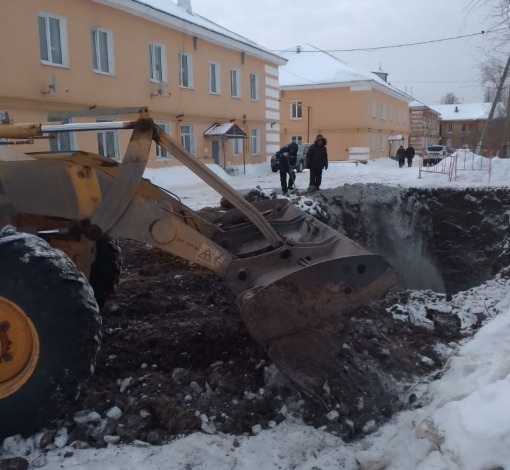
273, 28, 508, 53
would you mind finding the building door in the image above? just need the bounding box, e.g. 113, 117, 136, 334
212, 140, 220, 165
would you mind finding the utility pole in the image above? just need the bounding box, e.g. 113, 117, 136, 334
503, 85, 510, 158
476, 52, 510, 155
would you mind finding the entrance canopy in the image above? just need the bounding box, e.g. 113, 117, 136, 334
388, 134, 404, 142
204, 123, 247, 139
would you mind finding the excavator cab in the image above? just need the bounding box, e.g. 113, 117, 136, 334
0, 112, 398, 436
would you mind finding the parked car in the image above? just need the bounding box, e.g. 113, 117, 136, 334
271, 143, 310, 173
423, 145, 453, 166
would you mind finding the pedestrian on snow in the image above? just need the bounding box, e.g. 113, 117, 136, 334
276, 142, 298, 195
406, 145, 416, 167
396, 145, 407, 168
306, 134, 328, 191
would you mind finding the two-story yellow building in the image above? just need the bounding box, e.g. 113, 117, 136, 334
0, 0, 286, 169
278, 44, 411, 160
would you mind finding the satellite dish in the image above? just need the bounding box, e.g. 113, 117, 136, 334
50, 74, 58, 92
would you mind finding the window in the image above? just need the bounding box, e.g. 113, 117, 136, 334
209, 62, 221, 95
380, 134, 385, 151
180, 124, 195, 155
97, 120, 120, 160
49, 117, 75, 152
231, 69, 241, 98
38, 12, 68, 66
150, 43, 167, 83
370, 133, 375, 152
91, 28, 114, 75
389, 107, 393, 121
290, 101, 303, 119
468, 123, 473, 132
461, 124, 467, 132
179, 53, 193, 89
233, 138, 243, 156
0, 111, 8, 145
372, 100, 377, 118
381, 103, 386, 120
251, 129, 260, 155
250, 73, 259, 101
447, 124, 453, 133
155, 121, 171, 158
396, 108, 401, 123
291, 135, 303, 144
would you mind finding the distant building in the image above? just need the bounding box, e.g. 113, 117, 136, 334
429, 103, 505, 153
408, 101, 441, 154
0, 0, 286, 168
278, 44, 412, 161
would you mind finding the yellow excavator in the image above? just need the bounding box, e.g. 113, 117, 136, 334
0, 110, 398, 437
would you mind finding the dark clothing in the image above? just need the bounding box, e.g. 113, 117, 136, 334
396, 147, 407, 168
306, 136, 329, 171
277, 142, 298, 170
280, 167, 296, 193
309, 168, 323, 189
406, 146, 416, 167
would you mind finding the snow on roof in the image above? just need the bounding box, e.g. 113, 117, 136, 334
96, 0, 286, 64
278, 44, 411, 101
428, 103, 493, 121
204, 123, 247, 138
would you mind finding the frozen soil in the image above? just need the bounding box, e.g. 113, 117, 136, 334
53, 229, 469, 449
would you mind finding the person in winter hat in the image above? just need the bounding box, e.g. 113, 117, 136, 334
276, 141, 298, 195
406, 145, 416, 167
306, 134, 328, 190
396, 145, 407, 168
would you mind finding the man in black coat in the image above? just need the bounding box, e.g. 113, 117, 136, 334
276, 142, 298, 195
406, 146, 416, 167
306, 135, 328, 190
396, 145, 407, 168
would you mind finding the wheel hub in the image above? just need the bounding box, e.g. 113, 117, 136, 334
0, 297, 39, 399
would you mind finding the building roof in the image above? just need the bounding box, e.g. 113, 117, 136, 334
204, 123, 247, 138
278, 44, 411, 102
428, 103, 493, 121
93, 0, 286, 65
409, 100, 441, 115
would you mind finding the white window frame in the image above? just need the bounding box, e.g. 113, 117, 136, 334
370, 133, 375, 152
290, 101, 303, 120
179, 52, 194, 89
230, 68, 241, 98
37, 12, 69, 67
209, 61, 221, 95
380, 134, 385, 152
233, 138, 243, 156
155, 121, 171, 158
180, 123, 195, 155
250, 73, 259, 101
91, 27, 115, 75
291, 135, 303, 144
447, 124, 453, 134
96, 119, 120, 160
372, 99, 377, 118
251, 129, 260, 155
0, 111, 9, 145
381, 103, 386, 120
396, 108, 401, 124
149, 42, 167, 83
389, 107, 393, 121
49, 116, 76, 152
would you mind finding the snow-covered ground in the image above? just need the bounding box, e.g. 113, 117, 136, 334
143, 154, 510, 210
4, 273, 510, 470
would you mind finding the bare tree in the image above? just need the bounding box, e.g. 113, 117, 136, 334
480, 53, 508, 117
441, 93, 461, 104
468, 0, 510, 49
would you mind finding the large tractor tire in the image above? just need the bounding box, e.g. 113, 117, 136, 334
0, 226, 101, 439
90, 237, 122, 309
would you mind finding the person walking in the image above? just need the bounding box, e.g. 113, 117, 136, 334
396, 145, 407, 168
276, 142, 298, 195
406, 145, 416, 167
306, 135, 328, 191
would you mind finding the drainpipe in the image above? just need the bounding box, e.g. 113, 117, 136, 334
307, 107, 311, 143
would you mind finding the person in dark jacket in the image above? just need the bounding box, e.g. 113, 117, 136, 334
306, 135, 328, 190
396, 145, 407, 168
276, 142, 298, 195
406, 146, 416, 167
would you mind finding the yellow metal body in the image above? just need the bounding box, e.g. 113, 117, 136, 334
0, 297, 40, 399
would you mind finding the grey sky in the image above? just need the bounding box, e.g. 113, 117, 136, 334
192, 0, 495, 105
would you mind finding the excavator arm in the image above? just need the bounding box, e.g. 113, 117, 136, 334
0, 116, 399, 397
